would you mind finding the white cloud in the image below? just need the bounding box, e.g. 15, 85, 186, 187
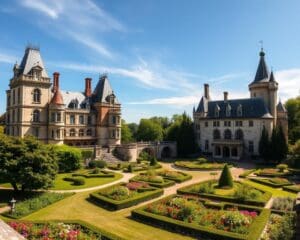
21, 0, 62, 19
0, 52, 18, 64
275, 68, 300, 101
128, 95, 200, 106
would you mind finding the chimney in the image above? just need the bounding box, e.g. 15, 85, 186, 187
52, 72, 60, 93
85, 77, 92, 97
204, 83, 210, 99
224, 91, 228, 101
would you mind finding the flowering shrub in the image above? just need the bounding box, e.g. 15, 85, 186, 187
126, 181, 149, 191
233, 184, 262, 201
102, 186, 130, 200
271, 197, 295, 211
9, 222, 100, 239
144, 196, 257, 234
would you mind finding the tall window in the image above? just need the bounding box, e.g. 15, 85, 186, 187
205, 121, 208, 127
33, 127, 39, 137
249, 120, 254, 127
51, 112, 56, 122
17, 88, 21, 104
33, 110, 40, 122
213, 121, 220, 127
33, 89, 41, 103
57, 113, 61, 122
12, 110, 15, 122
226, 104, 231, 117
235, 129, 244, 140
87, 116, 92, 125
249, 141, 254, 153
112, 116, 116, 124
224, 121, 231, 127
235, 120, 243, 127
79, 115, 84, 124
213, 129, 221, 139
7, 95, 11, 107
237, 104, 243, 117
205, 140, 209, 151
224, 129, 232, 139
70, 129, 76, 137
79, 129, 84, 136
87, 129, 92, 136
13, 89, 15, 105
214, 104, 220, 117
70, 115, 75, 124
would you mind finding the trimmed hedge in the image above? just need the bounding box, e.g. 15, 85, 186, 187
283, 184, 300, 193
255, 169, 291, 177
174, 161, 233, 171
89, 183, 163, 210
129, 178, 175, 188
158, 171, 192, 183
177, 180, 271, 207
239, 169, 257, 178
248, 178, 293, 188
6, 219, 125, 240
63, 177, 85, 185
72, 171, 115, 178
132, 195, 270, 240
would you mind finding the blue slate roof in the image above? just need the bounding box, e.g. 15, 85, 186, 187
196, 97, 272, 119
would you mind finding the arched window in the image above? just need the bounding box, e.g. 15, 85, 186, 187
79, 129, 84, 137
215, 146, 221, 156
213, 129, 221, 139
235, 129, 244, 140
224, 129, 232, 139
33, 109, 40, 122
226, 103, 231, 117
214, 104, 220, 117
70, 129, 76, 137
237, 104, 242, 117
231, 147, 238, 157
33, 88, 41, 103
87, 129, 92, 136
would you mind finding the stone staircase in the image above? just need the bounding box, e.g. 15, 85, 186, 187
101, 148, 122, 164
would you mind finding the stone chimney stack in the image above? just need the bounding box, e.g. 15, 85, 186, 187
52, 72, 60, 93
204, 83, 210, 100
85, 77, 92, 97
224, 91, 228, 101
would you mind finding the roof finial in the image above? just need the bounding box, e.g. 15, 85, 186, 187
259, 40, 265, 57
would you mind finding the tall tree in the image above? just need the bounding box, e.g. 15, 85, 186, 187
270, 125, 288, 163
121, 120, 133, 143
285, 96, 300, 143
259, 126, 270, 160
136, 119, 163, 141
127, 123, 138, 141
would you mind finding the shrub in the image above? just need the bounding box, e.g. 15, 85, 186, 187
198, 182, 215, 194
89, 160, 107, 169
150, 156, 158, 166
233, 184, 262, 201
197, 157, 208, 163
276, 164, 288, 172
103, 186, 130, 201
54, 145, 82, 173
81, 150, 93, 160
92, 168, 101, 174
72, 177, 85, 186
218, 164, 233, 188
127, 164, 133, 172
271, 197, 295, 211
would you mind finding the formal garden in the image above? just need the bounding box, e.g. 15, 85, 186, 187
174, 157, 234, 170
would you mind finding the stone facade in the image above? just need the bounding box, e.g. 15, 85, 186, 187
5, 46, 121, 147
193, 49, 288, 160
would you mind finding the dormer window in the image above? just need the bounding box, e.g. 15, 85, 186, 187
226, 104, 231, 117
214, 104, 220, 117
68, 99, 79, 109
106, 92, 116, 104
237, 104, 243, 117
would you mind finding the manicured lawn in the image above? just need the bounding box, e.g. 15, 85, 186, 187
50, 170, 123, 190
243, 180, 297, 198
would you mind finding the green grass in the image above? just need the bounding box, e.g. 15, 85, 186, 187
243, 179, 297, 198
50, 169, 123, 190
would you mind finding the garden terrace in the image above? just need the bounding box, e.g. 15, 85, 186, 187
249, 177, 293, 188
89, 182, 163, 210
174, 160, 233, 171
132, 194, 270, 240
7, 220, 124, 240
177, 180, 272, 207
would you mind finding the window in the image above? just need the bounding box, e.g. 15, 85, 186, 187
7, 95, 11, 107
79, 129, 84, 136
226, 104, 231, 117
195, 124, 200, 130
33, 127, 39, 137
7, 113, 10, 124
112, 116, 116, 124
70, 115, 75, 124
17, 109, 20, 122
214, 104, 220, 117
249, 120, 254, 127
51, 130, 54, 139
33, 110, 40, 122
111, 130, 115, 138
57, 113, 61, 122
69, 99, 78, 109
237, 104, 242, 117
213, 129, 221, 139
215, 146, 221, 156
253, 93, 256, 97
249, 141, 254, 153
224, 121, 231, 127
12, 110, 15, 122
205, 121, 208, 127
235, 121, 243, 127
51, 113, 56, 122
79, 115, 84, 124
213, 121, 220, 127
87, 116, 92, 125
17, 88, 21, 104
205, 140, 209, 151
70, 129, 76, 137
224, 129, 232, 139
56, 129, 60, 138
235, 129, 244, 140
33, 88, 41, 103
13, 89, 15, 105
231, 148, 238, 157
87, 129, 92, 136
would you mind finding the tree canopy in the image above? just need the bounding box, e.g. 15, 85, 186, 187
136, 119, 164, 141
285, 96, 300, 144
121, 119, 134, 143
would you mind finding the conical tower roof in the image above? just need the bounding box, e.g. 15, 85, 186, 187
250, 49, 269, 84
50, 89, 64, 105
92, 74, 119, 103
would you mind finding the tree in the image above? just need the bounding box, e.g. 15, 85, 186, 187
121, 120, 133, 143
270, 126, 288, 163
166, 112, 196, 156
290, 140, 300, 168
53, 145, 82, 173
259, 126, 270, 160
218, 164, 233, 189
136, 119, 163, 141
127, 123, 138, 140
0, 135, 58, 192
285, 97, 300, 143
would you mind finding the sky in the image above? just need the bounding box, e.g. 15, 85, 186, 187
0, 0, 300, 123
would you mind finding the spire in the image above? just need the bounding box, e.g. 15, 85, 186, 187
269, 70, 275, 82
276, 100, 287, 112
252, 48, 269, 83
50, 89, 64, 105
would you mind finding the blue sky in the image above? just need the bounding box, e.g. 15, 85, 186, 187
0, 0, 299, 123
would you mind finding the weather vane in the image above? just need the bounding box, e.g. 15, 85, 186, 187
259, 40, 264, 50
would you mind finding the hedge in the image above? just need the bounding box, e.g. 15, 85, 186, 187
239, 169, 257, 178
72, 171, 115, 178
174, 161, 233, 171
129, 178, 175, 188
123, 164, 162, 173
89, 183, 163, 210
5, 219, 125, 240
63, 177, 85, 185
159, 172, 192, 183
248, 178, 293, 188
132, 195, 270, 240
177, 180, 272, 207
255, 170, 291, 178
282, 185, 300, 193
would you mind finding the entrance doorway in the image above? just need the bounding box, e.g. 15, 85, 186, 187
223, 146, 230, 158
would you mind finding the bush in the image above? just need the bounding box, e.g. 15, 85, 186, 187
239, 169, 256, 178
198, 182, 215, 194
197, 157, 208, 163
89, 160, 107, 169
283, 184, 300, 193
63, 177, 85, 185
271, 197, 295, 211
150, 156, 158, 166
92, 168, 101, 174
127, 164, 133, 172
54, 145, 82, 173
276, 164, 288, 172
233, 184, 262, 201
218, 164, 233, 188
81, 150, 93, 160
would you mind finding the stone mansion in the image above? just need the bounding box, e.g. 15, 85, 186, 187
193, 49, 288, 160
5, 46, 121, 146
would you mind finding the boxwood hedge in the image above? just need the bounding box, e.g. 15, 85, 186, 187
158, 171, 192, 183
282, 184, 300, 193
248, 178, 293, 188
129, 178, 175, 188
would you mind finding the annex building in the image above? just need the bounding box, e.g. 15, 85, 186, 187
5, 46, 121, 146
193, 49, 288, 160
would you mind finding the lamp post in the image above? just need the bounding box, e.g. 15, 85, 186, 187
10, 198, 16, 214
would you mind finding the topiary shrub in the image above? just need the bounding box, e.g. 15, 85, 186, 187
73, 177, 85, 185
88, 160, 107, 169
276, 164, 288, 172
218, 164, 233, 189
150, 156, 158, 166
92, 168, 101, 174
54, 145, 82, 173
127, 164, 133, 172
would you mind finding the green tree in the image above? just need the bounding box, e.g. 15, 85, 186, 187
285, 96, 300, 143
218, 164, 233, 189
127, 123, 138, 140
259, 126, 270, 160
53, 145, 82, 173
270, 126, 288, 163
136, 119, 163, 141
0, 135, 58, 192
290, 140, 300, 168
166, 112, 196, 156
121, 120, 133, 143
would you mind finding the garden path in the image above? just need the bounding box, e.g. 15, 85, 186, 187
0, 219, 25, 240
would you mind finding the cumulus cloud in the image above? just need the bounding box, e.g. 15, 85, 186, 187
275, 68, 300, 101
0, 52, 18, 64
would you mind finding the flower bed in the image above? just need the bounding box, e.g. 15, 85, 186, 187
249, 177, 293, 188
7, 220, 124, 240
255, 168, 290, 177
2, 192, 73, 219
130, 172, 175, 188
132, 194, 270, 240
271, 197, 296, 212
174, 161, 232, 171
177, 180, 271, 207
89, 182, 163, 210
157, 170, 192, 183
283, 184, 300, 193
